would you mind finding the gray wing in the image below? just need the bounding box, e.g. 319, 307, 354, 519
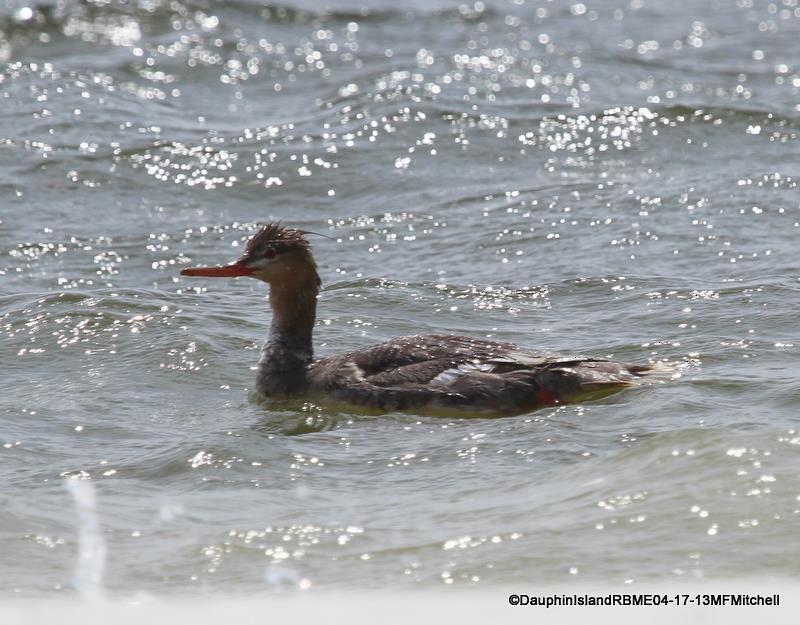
307, 334, 653, 413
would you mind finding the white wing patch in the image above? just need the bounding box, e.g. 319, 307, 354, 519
344, 361, 366, 381
430, 361, 495, 386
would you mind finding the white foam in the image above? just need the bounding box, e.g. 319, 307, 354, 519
64, 478, 107, 601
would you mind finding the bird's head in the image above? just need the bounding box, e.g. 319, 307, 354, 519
181, 223, 321, 290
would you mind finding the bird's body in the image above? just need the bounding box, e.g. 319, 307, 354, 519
182, 223, 661, 415
305, 333, 653, 414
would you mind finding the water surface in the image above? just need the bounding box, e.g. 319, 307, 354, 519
2, 0, 800, 595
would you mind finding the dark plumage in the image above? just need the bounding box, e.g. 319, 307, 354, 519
181, 223, 664, 415
307, 334, 656, 414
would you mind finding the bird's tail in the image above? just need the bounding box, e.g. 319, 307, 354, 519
628, 360, 685, 382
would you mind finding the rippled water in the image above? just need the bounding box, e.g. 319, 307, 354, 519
2, 0, 800, 596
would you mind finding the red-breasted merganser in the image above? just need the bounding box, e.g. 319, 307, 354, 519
181, 223, 660, 414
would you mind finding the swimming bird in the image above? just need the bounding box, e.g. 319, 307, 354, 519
181, 223, 660, 415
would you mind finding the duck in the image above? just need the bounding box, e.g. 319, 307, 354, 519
181, 223, 661, 415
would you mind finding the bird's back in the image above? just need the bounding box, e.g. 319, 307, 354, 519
307, 334, 656, 414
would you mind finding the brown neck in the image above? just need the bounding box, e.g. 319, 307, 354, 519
268, 276, 318, 353
256, 272, 319, 396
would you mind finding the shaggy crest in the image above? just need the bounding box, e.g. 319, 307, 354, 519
245, 222, 321, 289
245, 222, 312, 256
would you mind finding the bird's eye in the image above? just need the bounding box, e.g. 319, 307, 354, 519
264, 247, 277, 259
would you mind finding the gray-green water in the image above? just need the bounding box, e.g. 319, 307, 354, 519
2, 0, 800, 596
